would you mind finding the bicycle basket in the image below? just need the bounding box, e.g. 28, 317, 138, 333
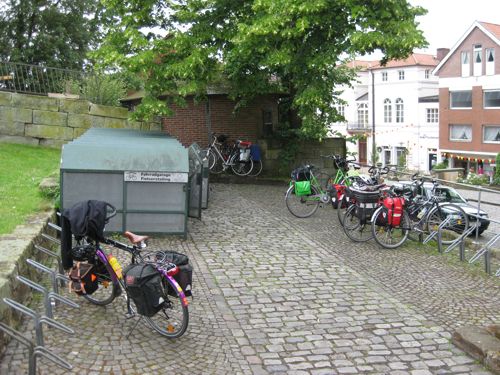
71, 244, 96, 261
351, 189, 380, 204
291, 166, 311, 181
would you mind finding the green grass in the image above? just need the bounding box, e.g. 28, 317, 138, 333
0, 143, 61, 235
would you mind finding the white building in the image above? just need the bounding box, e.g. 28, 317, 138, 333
330, 53, 444, 172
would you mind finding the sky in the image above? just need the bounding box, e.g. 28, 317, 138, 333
409, 0, 500, 55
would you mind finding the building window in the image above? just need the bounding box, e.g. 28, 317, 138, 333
382, 72, 388, 81
474, 44, 482, 76
461, 51, 470, 77
357, 103, 368, 127
426, 108, 439, 123
450, 124, 472, 141
450, 90, 472, 108
262, 109, 273, 136
335, 104, 346, 121
484, 126, 500, 143
425, 69, 430, 79
486, 48, 495, 75
383, 99, 392, 123
398, 70, 405, 80
395, 98, 404, 123
484, 90, 500, 108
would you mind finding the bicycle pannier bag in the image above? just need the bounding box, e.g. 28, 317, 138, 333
333, 184, 346, 208
294, 180, 311, 196
123, 263, 164, 317
383, 197, 404, 226
161, 251, 193, 297
69, 262, 98, 295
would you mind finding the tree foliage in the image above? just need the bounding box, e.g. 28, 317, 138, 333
0, 0, 102, 69
96, 0, 428, 137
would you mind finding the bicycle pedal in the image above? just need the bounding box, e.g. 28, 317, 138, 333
124, 312, 136, 319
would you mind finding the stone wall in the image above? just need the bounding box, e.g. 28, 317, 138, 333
0, 92, 160, 147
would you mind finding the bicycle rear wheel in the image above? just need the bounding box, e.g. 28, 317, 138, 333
337, 195, 353, 226
342, 204, 374, 242
230, 154, 253, 176
83, 255, 119, 306
208, 150, 224, 174
425, 203, 469, 245
285, 184, 320, 218
248, 159, 263, 177
371, 206, 410, 249
144, 276, 189, 339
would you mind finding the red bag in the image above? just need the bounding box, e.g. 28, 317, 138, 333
383, 197, 404, 226
333, 184, 346, 208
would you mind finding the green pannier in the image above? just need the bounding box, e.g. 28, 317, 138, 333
294, 180, 311, 196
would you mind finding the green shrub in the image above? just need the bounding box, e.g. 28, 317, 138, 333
457, 172, 489, 186
432, 159, 448, 170
65, 74, 127, 106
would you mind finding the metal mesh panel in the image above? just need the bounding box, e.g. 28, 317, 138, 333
125, 213, 185, 233
62, 172, 123, 210
104, 214, 123, 232
126, 182, 186, 211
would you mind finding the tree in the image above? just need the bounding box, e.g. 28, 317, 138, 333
0, 0, 102, 69
96, 0, 427, 137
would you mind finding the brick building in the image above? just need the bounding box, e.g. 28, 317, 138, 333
434, 21, 500, 177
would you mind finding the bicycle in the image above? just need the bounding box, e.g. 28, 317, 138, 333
73, 207, 189, 339
285, 164, 336, 218
206, 133, 254, 176
371, 176, 469, 249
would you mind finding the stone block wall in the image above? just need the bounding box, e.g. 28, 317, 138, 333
0, 92, 161, 147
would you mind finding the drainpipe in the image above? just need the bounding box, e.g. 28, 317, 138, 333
370, 69, 376, 165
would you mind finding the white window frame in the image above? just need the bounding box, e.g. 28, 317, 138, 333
473, 44, 482, 76
426, 108, 438, 123
425, 69, 430, 79
395, 98, 404, 123
484, 90, 500, 108
486, 48, 495, 76
461, 51, 470, 77
449, 124, 472, 142
383, 98, 392, 123
357, 103, 368, 127
398, 70, 405, 81
381, 72, 388, 81
450, 90, 472, 109
483, 125, 500, 143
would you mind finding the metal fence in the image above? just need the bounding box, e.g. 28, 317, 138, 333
0, 61, 85, 96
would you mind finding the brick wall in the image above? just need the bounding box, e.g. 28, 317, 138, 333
162, 94, 280, 147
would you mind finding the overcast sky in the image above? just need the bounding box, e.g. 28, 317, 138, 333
410, 0, 500, 54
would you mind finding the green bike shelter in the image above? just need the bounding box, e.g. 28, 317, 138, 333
60, 128, 189, 236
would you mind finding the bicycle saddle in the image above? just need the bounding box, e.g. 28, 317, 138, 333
124, 231, 149, 245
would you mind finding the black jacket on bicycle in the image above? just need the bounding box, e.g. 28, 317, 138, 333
61, 200, 109, 270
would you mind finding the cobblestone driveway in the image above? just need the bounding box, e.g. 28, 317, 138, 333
1, 183, 499, 374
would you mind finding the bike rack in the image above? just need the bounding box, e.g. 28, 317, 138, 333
0, 322, 72, 375
33, 244, 64, 281
26, 259, 68, 296
16, 276, 79, 319
41, 232, 60, 245
47, 222, 62, 233
468, 232, 500, 276
2, 298, 74, 347
422, 216, 452, 245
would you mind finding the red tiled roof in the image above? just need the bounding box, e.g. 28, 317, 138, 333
370, 54, 439, 69
479, 21, 500, 40
347, 60, 375, 70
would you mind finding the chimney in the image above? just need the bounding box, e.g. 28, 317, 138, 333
437, 48, 450, 61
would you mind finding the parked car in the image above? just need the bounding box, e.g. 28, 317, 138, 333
393, 181, 490, 235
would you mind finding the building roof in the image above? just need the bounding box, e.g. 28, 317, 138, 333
370, 54, 439, 70
347, 60, 375, 70
418, 95, 439, 103
434, 20, 500, 74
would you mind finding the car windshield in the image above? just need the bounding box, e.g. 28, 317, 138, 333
426, 186, 467, 203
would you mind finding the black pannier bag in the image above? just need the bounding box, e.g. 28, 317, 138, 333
160, 251, 193, 297
123, 263, 165, 317
69, 262, 98, 295
351, 189, 380, 225
291, 166, 311, 182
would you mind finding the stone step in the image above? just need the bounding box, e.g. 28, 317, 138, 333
452, 325, 500, 374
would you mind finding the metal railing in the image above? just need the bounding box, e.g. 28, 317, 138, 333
347, 122, 371, 131
0, 61, 85, 96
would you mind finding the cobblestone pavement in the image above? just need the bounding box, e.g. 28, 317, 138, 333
1, 183, 499, 374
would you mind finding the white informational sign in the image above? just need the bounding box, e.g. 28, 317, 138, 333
124, 171, 188, 183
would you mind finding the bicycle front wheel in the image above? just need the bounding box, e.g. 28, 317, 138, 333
230, 154, 253, 176
144, 276, 189, 339
83, 255, 119, 306
342, 204, 374, 242
371, 206, 410, 249
285, 184, 320, 218
425, 203, 469, 244
208, 150, 224, 174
